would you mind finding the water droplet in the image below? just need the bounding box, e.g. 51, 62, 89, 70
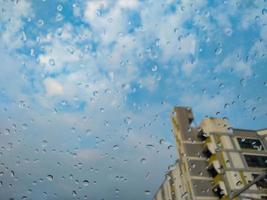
83, 180, 89, 186
22, 123, 28, 130
159, 138, 165, 144
181, 192, 188, 198
225, 28, 233, 36
155, 38, 160, 46
21, 31, 27, 42
151, 65, 158, 72
113, 145, 119, 150
93, 90, 98, 97
145, 190, 151, 195
240, 78, 245, 87
72, 190, 77, 197
224, 103, 229, 109
219, 83, 224, 88
85, 129, 91, 136
115, 188, 120, 194
4, 128, 10, 135
145, 172, 150, 180
140, 158, 146, 164
19, 100, 26, 108
146, 144, 155, 149
215, 47, 222, 55
57, 4, 63, 12
47, 175, 53, 181
262, 8, 267, 15
60, 100, 67, 106
100, 107, 104, 113
56, 13, 63, 21
42, 140, 48, 147
123, 117, 132, 125
37, 19, 44, 27
11, 170, 15, 177
49, 58, 55, 66
96, 9, 102, 17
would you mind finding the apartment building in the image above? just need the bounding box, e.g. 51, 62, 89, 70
153, 107, 267, 200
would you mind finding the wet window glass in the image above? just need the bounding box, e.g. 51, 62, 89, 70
252, 174, 267, 189
237, 137, 264, 151
0, 0, 266, 200
244, 154, 267, 168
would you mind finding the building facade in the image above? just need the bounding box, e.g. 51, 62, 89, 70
153, 107, 267, 200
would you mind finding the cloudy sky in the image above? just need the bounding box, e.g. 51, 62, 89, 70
0, 0, 266, 199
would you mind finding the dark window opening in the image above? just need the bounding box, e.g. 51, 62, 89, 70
237, 137, 264, 151
212, 185, 225, 198
198, 129, 208, 141
203, 147, 212, 158
252, 174, 267, 189
207, 165, 218, 178
244, 154, 267, 168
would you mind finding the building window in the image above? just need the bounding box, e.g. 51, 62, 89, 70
252, 174, 267, 189
197, 128, 208, 141
237, 137, 264, 151
243, 154, 267, 168
202, 147, 212, 158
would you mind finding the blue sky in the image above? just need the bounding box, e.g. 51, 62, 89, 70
0, 0, 267, 199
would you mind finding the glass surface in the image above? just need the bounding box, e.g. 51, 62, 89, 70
244, 154, 267, 168
0, 0, 266, 199
237, 137, 264, 150
252, 174, 267, 189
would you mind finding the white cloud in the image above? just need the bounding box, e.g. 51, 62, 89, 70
76, 149, 100, 160
178, 34, 197, 55
0, 0, 32, 49
249, 40, 267, 60
38, 40, 82, 72
84, 0, 109, 22
179, 93, 227, 116
44, 78, 64, 96
215, 53, 252, 77
139, 75, 158, 92
117, 0, 139, 8
181, 60, 197, 76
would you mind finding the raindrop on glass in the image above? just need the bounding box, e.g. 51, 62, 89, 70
215, 47, 222, 55
140, 158, 147, 164
113, 145, 119, 150
262, 8, 267, 15
57, 4, 63, 12
72, 190, 77, 197
47, 175, 53, 181
49, 58, 55, 66
124, 117, 132, 125
42, 140, 48, 147
37, 19, 44, 27
151, 65, 158, 72
83, 180, 89, 186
